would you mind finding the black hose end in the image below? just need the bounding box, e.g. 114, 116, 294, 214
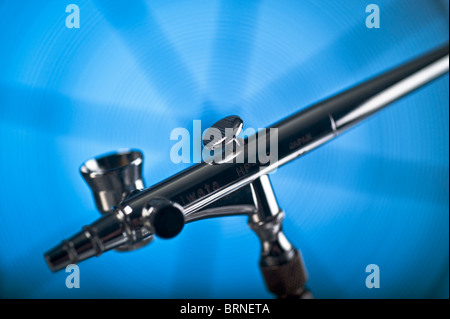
260, 249, 311, 298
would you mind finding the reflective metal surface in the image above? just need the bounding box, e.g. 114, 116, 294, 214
44, 44, 449, 296
80, 149, 145, 214
79, 149, 154, 252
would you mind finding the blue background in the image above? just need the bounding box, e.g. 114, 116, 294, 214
0, 0, 448, 298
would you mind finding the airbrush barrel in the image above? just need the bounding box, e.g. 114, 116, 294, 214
45, 44, 449, 272
122, 44, 449, 215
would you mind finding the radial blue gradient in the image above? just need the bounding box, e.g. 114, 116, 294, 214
0, 0, 448, 298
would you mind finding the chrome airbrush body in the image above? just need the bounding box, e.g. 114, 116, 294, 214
45, 45, 449, 298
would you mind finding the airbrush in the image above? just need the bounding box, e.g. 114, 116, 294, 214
44, 44, 449, 298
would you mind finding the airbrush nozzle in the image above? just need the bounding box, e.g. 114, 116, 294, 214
44, 213, 130, 272
44, 197, 184, 272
